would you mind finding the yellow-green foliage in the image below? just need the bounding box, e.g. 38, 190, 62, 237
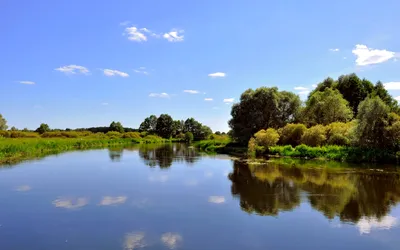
106, 131, 122, 139
301, 125, 327, 146
122, 132, 141, 139
248, 137, 257, 153
325, 122, 355, 146
279, 123, 307, 146
254, 128, 280, 147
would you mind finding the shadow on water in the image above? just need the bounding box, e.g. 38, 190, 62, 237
229, 159, 400, 223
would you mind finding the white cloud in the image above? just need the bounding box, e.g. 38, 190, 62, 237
140, 28, 160, 38
124, 232, 146, 250
208, 72, 226, 78
133, 67, 149, 75
395, 96, 400, 101
208, 196, 226, 204
294, 86, 308, 91
329, 48, 340, 52
119, 20, 130, 26
103, 69, 129, 77
125, 26, 147, 42
15, 185, 32, 191
352, 44, 396, 66
52, 197, 88, 209
384, 82, 400, 90
18, 81, 35, 85
149, 93, 170, 98
163, 29, 184, 42
356, 216, 397, 234
161, 233, 183, 249
298, 90, 310, 95
183, 90, 199, 94
223, 98, 234, 103
99, 196, 127, 206
204, 98, 213, 101
55, 65, 89, 75
312, 84, 318, 88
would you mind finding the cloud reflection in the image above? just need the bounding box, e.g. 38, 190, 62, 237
52, 197, 88, 209
356, 216, 398, 234
15, 185, 32, 192
161, 232, 183, 249
99, 196, 127, 206
148, 175, 169, 183
124, 232, 146, 250
208, 196, 226, 204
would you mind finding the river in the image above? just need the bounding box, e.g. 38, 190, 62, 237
0, 143, 399, 249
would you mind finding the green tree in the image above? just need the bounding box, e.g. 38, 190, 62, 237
301, 125, 327, 147
336, 73, 372, 114
254, 128, 280, 147
0, 114, 7, 130
199, 125, 213, 140
310, 77, 337, 97
109, 121, 124, 133
279, 123, 307, 146
139, 115, 158, 133
156, 114, 174, 138
10, 126, 18, 131
184, 132, 194, 142
172, 120, 184, 137
372, 81, 399, 113
184, 118, 205, 140
356, 97, 390, 147
229, 87, 300, 144
303, 88, 353, 126
35, 123, 50, 134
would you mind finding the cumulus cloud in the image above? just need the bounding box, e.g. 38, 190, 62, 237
208, 72, 226, 78
223, 98, 234, 103
183, 90, 199, 94
208, 196, 225, 204
124, 232, 146, 250
140, 28, 160, 38
298, 90, 310, 95
134, 67, 149, 75
329, 48, 340, 52
55, 65, 89, 75
204, 98, 213, 101
383, 82, 400, 90
294, 86, 308, 91
52, 197, 88, 209
99, 196, 127, 206
161, 233, 183, 249
149, 93, 170, 98
352, 44, 396, 66
163, 29, 184, 42
125, 26, 147, 42
312, 84, 318, 88
103, 69, 129, 77
356, 216, 398, 234
17, 81, 35, 85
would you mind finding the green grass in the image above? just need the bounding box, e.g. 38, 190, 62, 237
194, 139, 231, 152
0, 137, 174, 164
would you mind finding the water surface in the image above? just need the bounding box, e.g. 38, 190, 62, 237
0, 144, 399, 250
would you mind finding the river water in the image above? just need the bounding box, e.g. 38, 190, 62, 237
0, 144, 399, 250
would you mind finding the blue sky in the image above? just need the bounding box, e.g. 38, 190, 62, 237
1, 0, 400, 132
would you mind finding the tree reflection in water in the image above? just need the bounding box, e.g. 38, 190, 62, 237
229, 159, 400, 223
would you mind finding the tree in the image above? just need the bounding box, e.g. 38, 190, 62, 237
10, 126, 18, 131
172, 120, 184, 137
229, 87, 300, 144
139, 115, 158, 133
0, 114, 7, 130
372, 81, 399, 113
199, 125, 212, 140
184, 118, 204, 140
254, 128, 280, 147
301, 125, 327, 147
184, 132, 194, 143
309, 77, 337, 97
337, 73, 372, 114
355, 97, 390, 147
156, 114, 174, 138
303, 88, 353, 126
279, 123, 307, 146
109, 121, 124, 133
35, 123, 50, 134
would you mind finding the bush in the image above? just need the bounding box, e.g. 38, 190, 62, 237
248, 137, 257, 155
254, 128, 280, 147
10, 131, 40, 138
185, 132, 194, 142
325, 122, 354, 146
106, 131, 122, 139
279, 123, 307, 146
122, 132, 141, 139
301, 125, 327, 146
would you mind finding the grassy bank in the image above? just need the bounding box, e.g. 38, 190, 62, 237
195, 140, 400, 163
0, 137, 175, 164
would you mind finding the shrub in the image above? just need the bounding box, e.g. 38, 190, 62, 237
279, 123, 307, 146
254, 128, 280, 147
185, 132, 194, 142
248, 137, 257, 154
325, 122, 354, 146
301, 125, 327, 146
122, 132, 141, 139
106, 131, 122, 139
10, 131, 39, 138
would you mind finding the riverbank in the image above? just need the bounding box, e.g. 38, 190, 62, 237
0, 137, 176, 164
194, 140, 400, 163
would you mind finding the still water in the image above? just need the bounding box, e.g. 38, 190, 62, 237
0, 144, 399, 250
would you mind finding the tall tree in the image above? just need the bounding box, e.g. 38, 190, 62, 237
229, 87, 300, 144
35, 123, 50, 134
139, 115, 158, 133
172, 120, 184, 137
303, 88, 353, 126
156, 114, 174, 138
372, 81, 399, 113
0, 114, 8, 130
355, 97, 390, 147
109, 121, 124, 133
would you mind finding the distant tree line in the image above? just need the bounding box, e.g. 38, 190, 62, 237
229, 73, 400, 150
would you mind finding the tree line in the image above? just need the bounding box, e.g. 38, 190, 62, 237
229, 73, 400, 150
